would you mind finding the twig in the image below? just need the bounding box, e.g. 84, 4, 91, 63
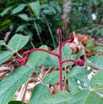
17, 83, 28, 101
30, 40, 35, 48
42, 67, 52, 80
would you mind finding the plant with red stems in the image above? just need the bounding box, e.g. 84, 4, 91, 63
18, 28, 84, 91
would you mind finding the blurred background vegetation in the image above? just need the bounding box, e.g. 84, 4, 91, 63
0, 0, 103, 49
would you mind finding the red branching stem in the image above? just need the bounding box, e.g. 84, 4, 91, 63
18, 28, 84, 92
57, 28, 63, 91
62, 40, 71, 47
23, 48, 59, 57
62, 59, 77, 65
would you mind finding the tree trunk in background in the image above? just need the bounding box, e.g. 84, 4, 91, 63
62, 0, 72, 38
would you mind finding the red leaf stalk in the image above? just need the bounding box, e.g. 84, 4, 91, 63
23, 48, 59, 57
62, 59, 84, 66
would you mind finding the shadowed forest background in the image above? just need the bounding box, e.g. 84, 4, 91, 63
0, 0, 103, 104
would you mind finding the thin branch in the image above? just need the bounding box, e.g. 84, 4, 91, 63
17, 83, 28, 101
23, 48, 59, 57
62, 59, 76, 64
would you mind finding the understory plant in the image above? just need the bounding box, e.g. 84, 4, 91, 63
18, 28, 84, 91
0, 29, 103, 104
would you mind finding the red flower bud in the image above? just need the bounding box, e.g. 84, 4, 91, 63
68, 36, 74, 43
57, 28, 62, 35
76, 59, 84, 66
18, 54, 29, 66
18, 58, 27, 66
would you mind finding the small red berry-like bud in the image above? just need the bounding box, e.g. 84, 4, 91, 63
76, 59, 84, 66
57, 28, 62, 35
68, 36, 74, 43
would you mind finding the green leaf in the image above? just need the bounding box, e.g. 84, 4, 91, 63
68, 90, 103, 104
64, 52, 83, 66
42, 9, 54, 15
61, 44, 72, 67
18, 14, 29, 21
54, 2, 61, 12
16, 24, 29, 32
8, 101, 26, 104
27, 45, 48, 68
0, 19, 11, 26
29, 1, 40, 19
68, 78, 80, 95
8, 34, 29, 51
0, 6, 13, 16
30, 84, 71, 104
75, 70, 92, 86
67, 66, 84, 78
11, 4, 26, 14
90, 70, 103, 88
30, 84, 50, 104
62, 44, 72, 60
43, 54, 58, 67
0, 51, 14, 64
0, 66, 33, 104
67, 66, 91, 94
0, 40, 5, 45
86, 39, 94, 48
43, 71, 65, 84
44, 91, 71, 104
41, 4, 49, 9
92, 46, 103, 51
88, 56, 103, 69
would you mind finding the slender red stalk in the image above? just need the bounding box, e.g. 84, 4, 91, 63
18, 48, 59, 66
62, 59, 76, 64
62, 59, 84, 66
57, 28, 63, 91
23, 48, 59, 57
62, 40, 71, 47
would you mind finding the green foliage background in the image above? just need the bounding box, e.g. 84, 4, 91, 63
0, 0, 103, 48
0, 0, 62, 48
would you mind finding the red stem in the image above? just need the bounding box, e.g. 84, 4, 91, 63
58, 31, 63, 91
62, 36, 74, 47
62, 59, 76, 64
23, 48, 59, 57
62, 40, 70, 47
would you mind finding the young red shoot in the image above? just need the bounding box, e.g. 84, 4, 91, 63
18, 28, 84, 91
